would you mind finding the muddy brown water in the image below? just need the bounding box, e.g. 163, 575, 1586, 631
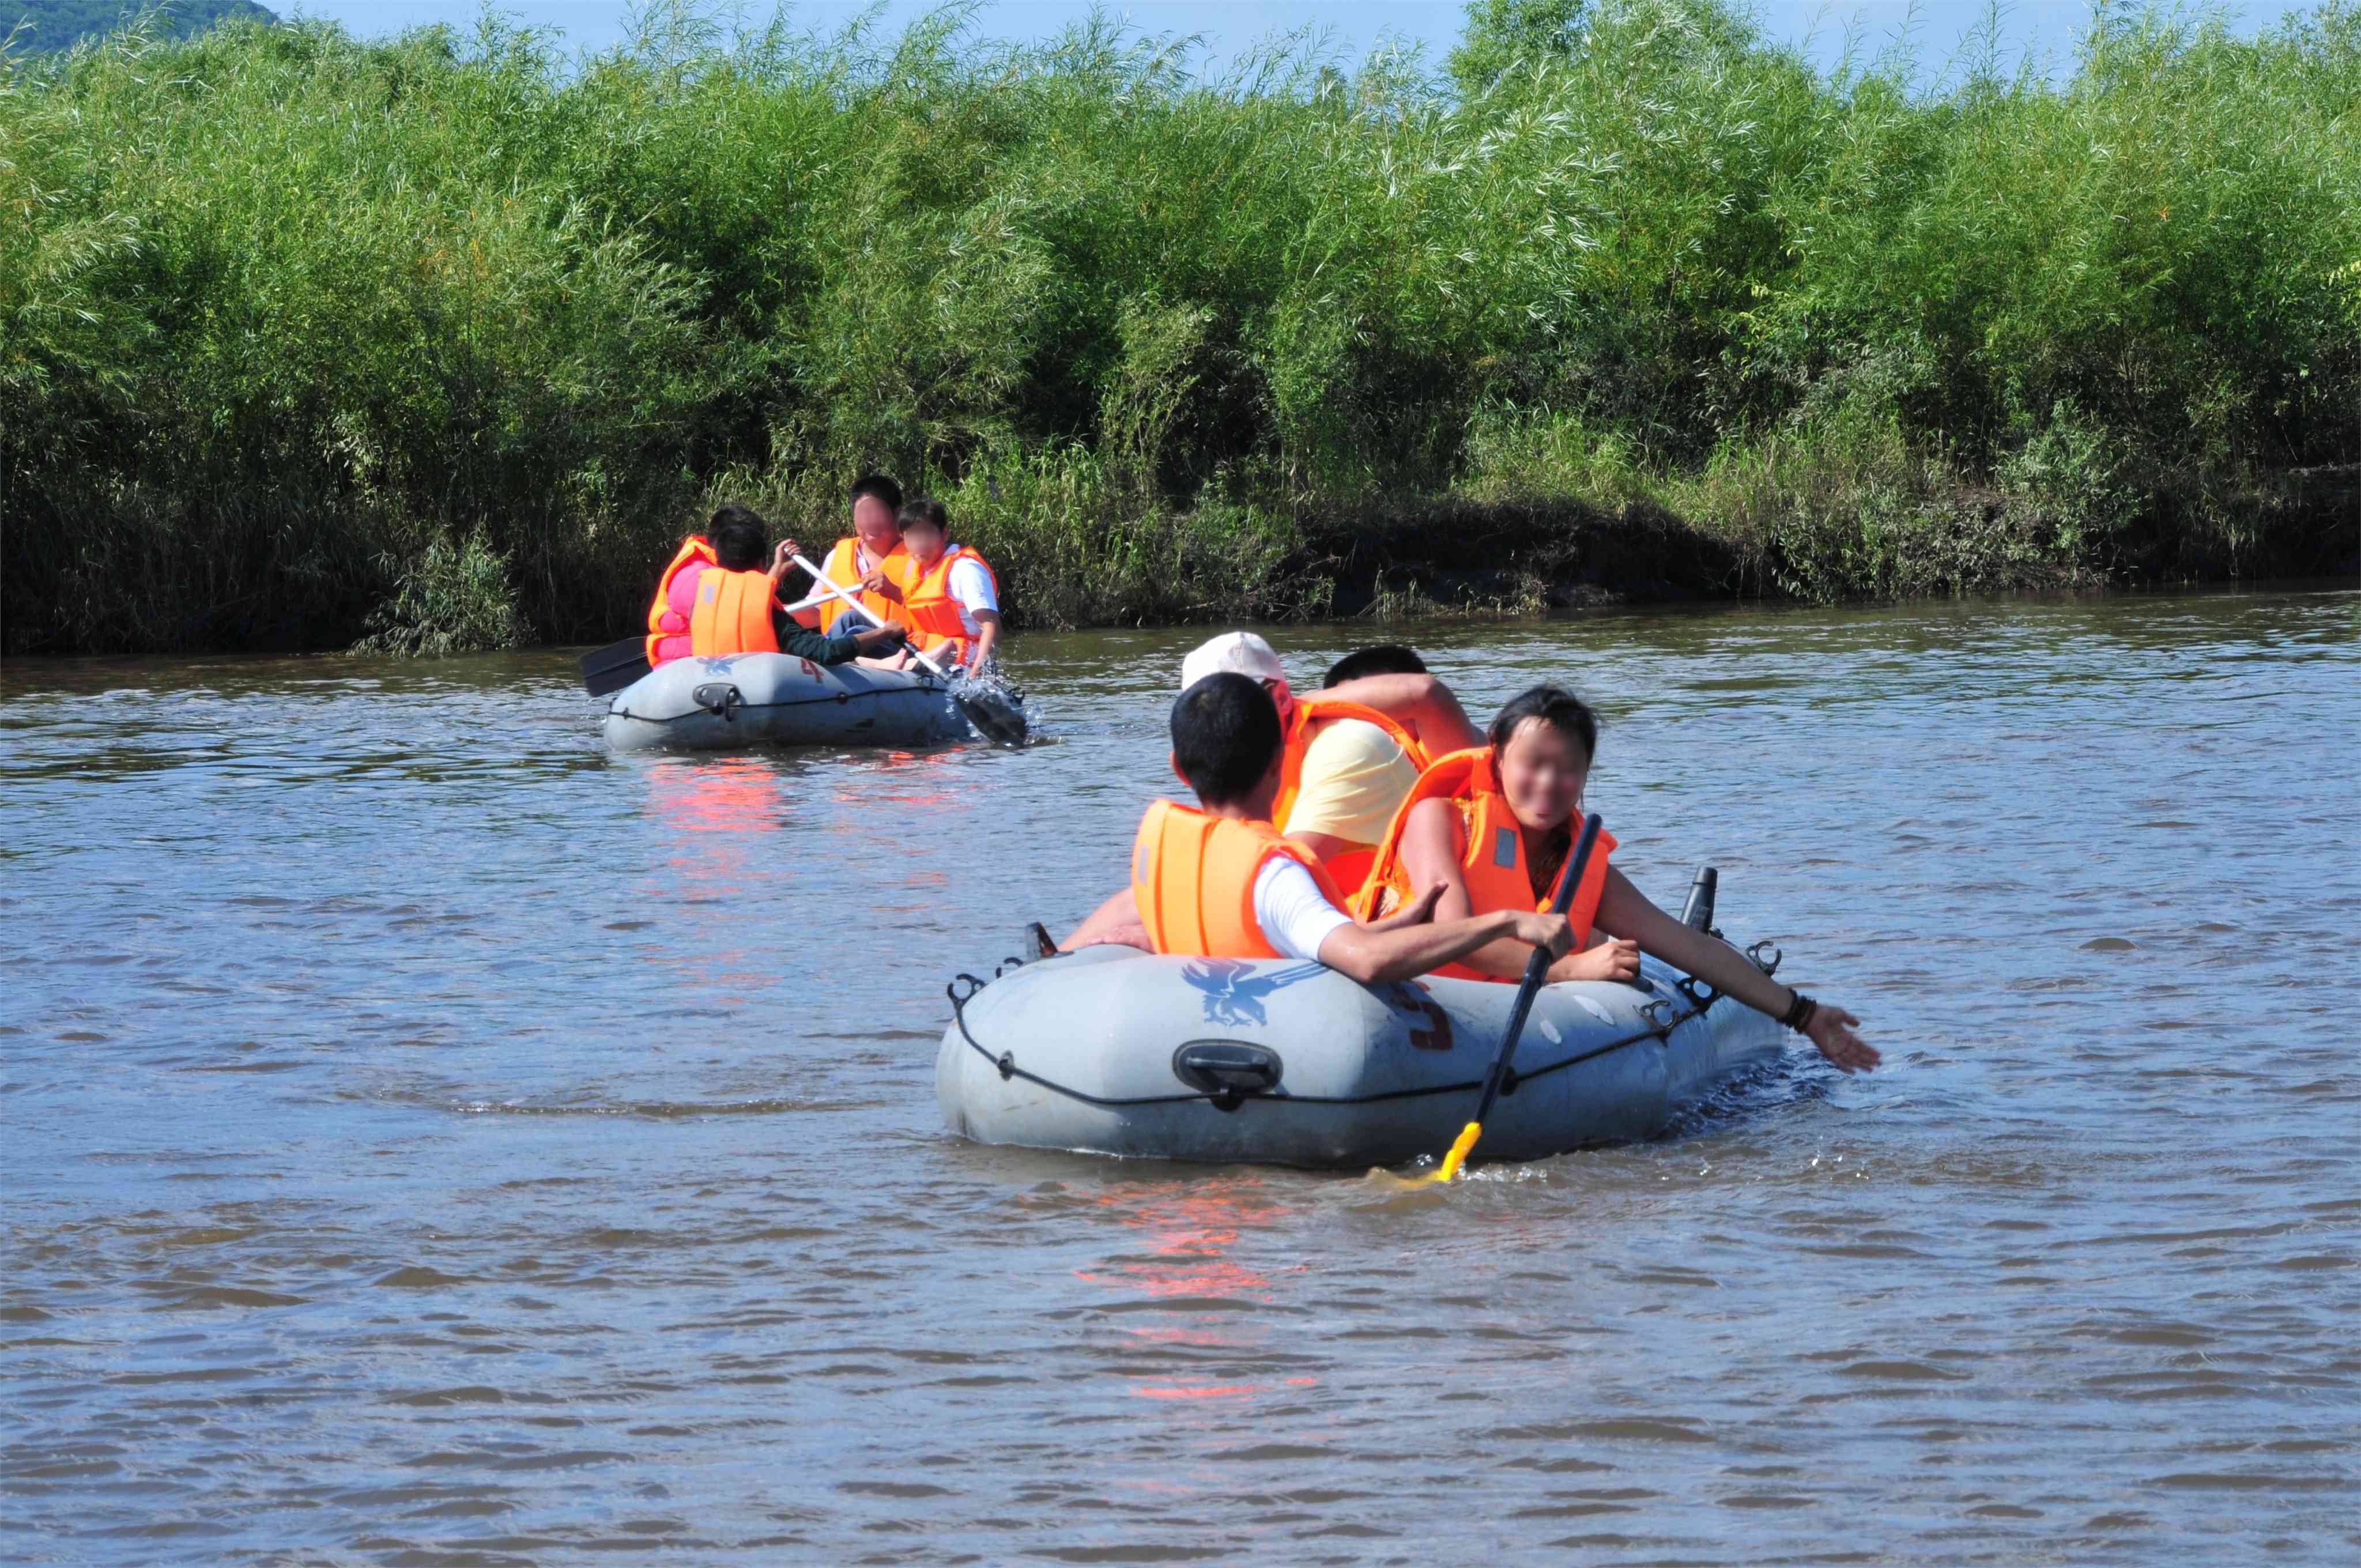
3, 587, 2356, 1565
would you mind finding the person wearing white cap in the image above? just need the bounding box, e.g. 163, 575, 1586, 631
1059, 631, 1483, 950
1176, 631, 1485, 877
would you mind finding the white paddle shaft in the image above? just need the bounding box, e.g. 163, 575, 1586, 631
789, 553, 953, 680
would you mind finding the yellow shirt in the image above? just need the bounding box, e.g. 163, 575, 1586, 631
1283, 717, 1419, 849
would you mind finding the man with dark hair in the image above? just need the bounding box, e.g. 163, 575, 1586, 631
1061, 635, 1483, 951
802, 473, 914, 637
1127, 674, 1574, 981
1322, 643, 1427, 688
649, 504, 908, 666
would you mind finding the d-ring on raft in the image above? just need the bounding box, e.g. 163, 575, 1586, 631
936, 870, 1788, 1170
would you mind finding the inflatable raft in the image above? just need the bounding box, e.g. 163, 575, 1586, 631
604, 653, 971, 751
937, 942, 1787, 1170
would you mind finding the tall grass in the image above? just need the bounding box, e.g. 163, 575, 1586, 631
3, 1, 2355, 653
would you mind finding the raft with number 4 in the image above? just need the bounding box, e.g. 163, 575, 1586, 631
602, 652, 972, 751
936, 931, 1789, 1171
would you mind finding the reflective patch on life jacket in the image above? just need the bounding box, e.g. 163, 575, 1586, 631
1493, 826, 1518, 869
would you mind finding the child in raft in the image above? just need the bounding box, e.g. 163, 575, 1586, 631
887, 499, 1003, 675
1356, 684, 1880, 1072
1131, 672, 1579, 981
646, 506, 911, 667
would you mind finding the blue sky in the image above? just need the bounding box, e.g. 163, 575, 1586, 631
282, 2, 2313, 77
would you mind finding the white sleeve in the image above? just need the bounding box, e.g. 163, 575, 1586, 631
947, 555, 998, 615
1252, 858, 1354, 963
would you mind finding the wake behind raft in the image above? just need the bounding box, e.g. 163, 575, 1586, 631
938, 870, 1789, 1170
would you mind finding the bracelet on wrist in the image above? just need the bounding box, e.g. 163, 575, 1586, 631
1780, 990, 1819, 1032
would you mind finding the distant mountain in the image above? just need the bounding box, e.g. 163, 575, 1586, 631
10, 0, 277, 51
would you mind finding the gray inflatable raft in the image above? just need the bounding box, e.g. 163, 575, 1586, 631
604, 653, 970, 751
937, 945, 1786, 1169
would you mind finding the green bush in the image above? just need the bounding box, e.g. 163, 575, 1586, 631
3, 1, 2354, 653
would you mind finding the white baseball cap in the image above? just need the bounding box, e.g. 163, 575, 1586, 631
1179, 631, 1285, 692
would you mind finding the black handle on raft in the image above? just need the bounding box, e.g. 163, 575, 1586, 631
1680, 866, 1718, 933
1172, 1041, 1284, 1110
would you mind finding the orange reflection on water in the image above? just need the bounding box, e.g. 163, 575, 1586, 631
1132, 1376, 1318, 1402
644, 757, 789, 836
1072, 1183, 1284, 1303
639, 759, 800, 914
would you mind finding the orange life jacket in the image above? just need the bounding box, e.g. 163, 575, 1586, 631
687, 568, 781, 658
903, 545, 997, 664
1271, 695, 1432, 891
1130, 799, 1352, 960
1352, 748, 1617, 981
644, 534, 718, 665
813, 537, 912, 633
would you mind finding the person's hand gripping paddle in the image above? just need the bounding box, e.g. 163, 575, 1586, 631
1412, 811, 1605, 1185
790, 553, 1028, 747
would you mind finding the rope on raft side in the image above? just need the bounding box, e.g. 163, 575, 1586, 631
944, 962, 1714, 1113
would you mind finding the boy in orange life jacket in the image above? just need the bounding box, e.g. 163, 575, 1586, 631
1059, 634, 1484, 951
893, 499, 1002, 673
1130, 672, 1577, 982
665, 507, 911, 664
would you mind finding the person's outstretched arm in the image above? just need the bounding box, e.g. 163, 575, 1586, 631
778, 615, 907, 666
1322, 673, 1484, 756
1595, 868, 1880, 1072
968, 609, 1002, 672
1316, 899, 1572, 986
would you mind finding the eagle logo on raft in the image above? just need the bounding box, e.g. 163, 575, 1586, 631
1179, 959, 1329, 1027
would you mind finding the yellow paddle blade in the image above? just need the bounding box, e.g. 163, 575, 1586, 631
1432, 1121, 1483, 1183
1358, 1121, 1485, 1189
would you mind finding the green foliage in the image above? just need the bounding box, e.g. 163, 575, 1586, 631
1449, 0, 1587, 95
2, 1, 2355, 652
9, 0, 273, 52
353, 529, 533, 655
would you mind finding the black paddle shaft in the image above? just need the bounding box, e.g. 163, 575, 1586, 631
579, 636, 652, 698
1469, 812, 1604, 1130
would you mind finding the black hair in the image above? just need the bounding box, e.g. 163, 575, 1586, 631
710, 504, 769, 571
896, 497, 950, 536
1322, 643, 1427, 688
848, 473, 904, 514
1487, 684, 1600, 765
1171, 672, 1284, 808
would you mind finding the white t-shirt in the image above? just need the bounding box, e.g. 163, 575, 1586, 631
1251, 857, 1353, 962
941, 549, 998, 637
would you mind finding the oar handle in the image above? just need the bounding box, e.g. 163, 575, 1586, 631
1470, 811, 1604, 1131
789, 553, 952, 681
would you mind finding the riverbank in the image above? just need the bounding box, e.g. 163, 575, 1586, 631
4, 3, 2355, 654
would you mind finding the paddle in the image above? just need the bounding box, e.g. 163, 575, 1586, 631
575, 585, 835, 699
579, 636, 652, 698
789, 553, 1029, 747
1421, 811, 1605, 1183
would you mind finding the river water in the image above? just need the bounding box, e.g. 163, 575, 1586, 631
3, 587, 2355, 1565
